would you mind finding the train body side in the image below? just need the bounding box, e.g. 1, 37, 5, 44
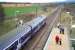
2, 16, 47, 50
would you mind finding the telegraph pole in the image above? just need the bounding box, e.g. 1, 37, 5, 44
36, 7, 37, 17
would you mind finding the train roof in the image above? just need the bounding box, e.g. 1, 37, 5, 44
26, 16, 46, 28
0, 24, 31, 50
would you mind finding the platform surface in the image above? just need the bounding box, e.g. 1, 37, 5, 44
44, 27, 70, 50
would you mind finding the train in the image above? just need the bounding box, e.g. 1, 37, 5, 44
0, 15, 47, 50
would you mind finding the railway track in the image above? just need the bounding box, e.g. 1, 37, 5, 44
21, 7, 61, 50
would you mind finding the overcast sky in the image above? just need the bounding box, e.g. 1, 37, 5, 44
66, 0, 75, 2
0, 0, 75, 3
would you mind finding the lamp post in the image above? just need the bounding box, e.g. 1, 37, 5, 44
36, 7, 37, 17
66, 12, 72, 27
66, 11, 73, 35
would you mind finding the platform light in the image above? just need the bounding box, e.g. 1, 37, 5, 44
66, 12, 70, 14
71, 24, 75, 28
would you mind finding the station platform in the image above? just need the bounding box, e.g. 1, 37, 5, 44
43, 27, 70, 50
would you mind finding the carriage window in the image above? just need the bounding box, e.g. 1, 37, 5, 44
6, 40, 18, 50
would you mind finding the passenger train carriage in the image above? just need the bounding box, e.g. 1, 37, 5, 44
0, 15, 47, 50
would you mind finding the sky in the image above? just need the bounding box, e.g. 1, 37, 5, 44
0, 0, 75, 3
67, 0, 75, 2
0, 0, 66, 3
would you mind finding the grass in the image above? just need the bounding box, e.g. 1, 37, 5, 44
0, 19, 16, 36
4, 6, 41, 17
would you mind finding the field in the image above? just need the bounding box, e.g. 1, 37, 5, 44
4, 6, 41, 17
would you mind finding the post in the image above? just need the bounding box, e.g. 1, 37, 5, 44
36, 7, 37, 17
15, 11, 20, 34
71, 16, 72, 28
